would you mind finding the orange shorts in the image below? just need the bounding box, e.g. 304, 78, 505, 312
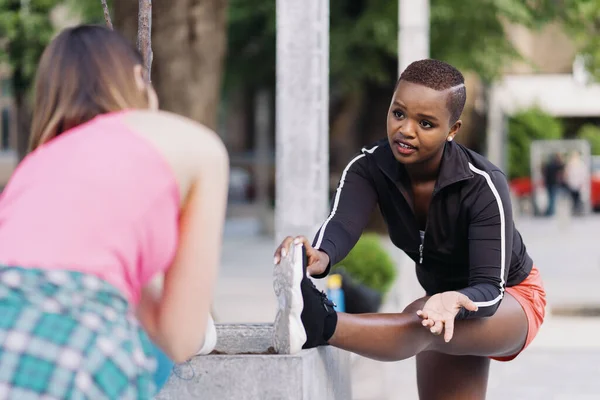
490, 266, 547, 362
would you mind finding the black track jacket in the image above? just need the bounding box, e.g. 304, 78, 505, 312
312, 139, 533, 319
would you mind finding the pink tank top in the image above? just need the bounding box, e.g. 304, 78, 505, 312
0, 111, 180, 305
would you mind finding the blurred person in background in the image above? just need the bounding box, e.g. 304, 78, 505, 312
0, 25, 227, 399
542, 152, 564, 216
564, 150, 587, 215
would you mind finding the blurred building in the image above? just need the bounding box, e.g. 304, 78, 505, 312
486, 21, 600, 170
504, 21, 577, 75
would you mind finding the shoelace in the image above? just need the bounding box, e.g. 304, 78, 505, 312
321, 292, 336, 312
306, 279, 336, 312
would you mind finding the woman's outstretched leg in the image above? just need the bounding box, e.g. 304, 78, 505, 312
328, 294, 527, 361
274, 244, 531, 362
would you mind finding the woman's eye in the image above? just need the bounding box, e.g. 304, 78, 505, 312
420, 120, 433, 129
393, 110, 404, 119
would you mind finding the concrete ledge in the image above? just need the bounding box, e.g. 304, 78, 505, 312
155, 323, 351, 400
211, 323, 274, 354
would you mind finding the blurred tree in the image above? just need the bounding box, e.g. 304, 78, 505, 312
577, 124, 600, 155
70, 0, 113, 25
558, 0, 600, 80
226, 0, 557, 91
0, 0, 62, 159
0, 0, 226, 160
110, 0, 228, 130
507, 107, 563, 179
1, 1, 597, 160
225, 0, 559, 170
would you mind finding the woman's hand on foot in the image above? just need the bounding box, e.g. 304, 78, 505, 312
416, 291, 478, 343
273, 235, 329, 276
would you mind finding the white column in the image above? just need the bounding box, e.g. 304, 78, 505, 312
254, 89, 272, 234
275, 0, 330, 245
397, 0, 431, 306
398, 0, 430, 76
486, 83, 507, 169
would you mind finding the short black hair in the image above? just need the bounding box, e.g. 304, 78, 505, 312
396, 59, 466, 124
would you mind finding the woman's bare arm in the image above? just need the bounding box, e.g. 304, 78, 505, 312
131, 111, 229, 362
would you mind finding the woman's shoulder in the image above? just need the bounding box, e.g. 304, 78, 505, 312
121, 110, 228, 167
124, 110, 224, 150
457, 143, 506, 178
120, 109, 229, 203
455, 145, 512, 207
344, 139, 391, 175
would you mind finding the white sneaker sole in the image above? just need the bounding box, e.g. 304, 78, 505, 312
196, 314, 217, 355
273, 243, 307, 354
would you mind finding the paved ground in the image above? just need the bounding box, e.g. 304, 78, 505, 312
213, 213, 600, 399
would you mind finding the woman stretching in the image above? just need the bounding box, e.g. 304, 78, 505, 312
274, 59, 546, 400
0, 25, 228, 399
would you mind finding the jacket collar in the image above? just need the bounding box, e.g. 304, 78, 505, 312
375, 140, 474, 191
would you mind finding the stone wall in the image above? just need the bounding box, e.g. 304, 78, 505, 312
155, 324, 351, 400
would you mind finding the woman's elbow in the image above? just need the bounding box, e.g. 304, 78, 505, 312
153, 316, 208, 363
474, 300, 502, 319
484, 301, 501, 318
459, 299, 501, 320
162, 337, 205, 364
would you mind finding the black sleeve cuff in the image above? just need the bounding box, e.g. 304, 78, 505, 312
456, 284, 503, 320
311, 249, 333, 279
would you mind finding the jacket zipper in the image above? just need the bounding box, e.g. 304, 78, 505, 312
419, 220, 428, 265
417, 176, 471, 264
419, 189, 436, 265
388, 172, 471, 266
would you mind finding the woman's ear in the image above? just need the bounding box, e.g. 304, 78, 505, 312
133, 64, 159, 110
447, 120, 462, 142
133, 65, 146, 91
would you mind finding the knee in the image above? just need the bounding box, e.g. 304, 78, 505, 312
402, 297, 428, 314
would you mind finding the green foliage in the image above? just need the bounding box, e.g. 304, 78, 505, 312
333, 233, 397, 295
430, 0, 555, 83
225, 0, 276, 90
0, 0, 109, 97
0, 0, 63, 96
225, 0, 559, 94
507, 107, 563, 179
577, 123, 600, 155
329, 0, 397, 92
558, 0, 600, 81
68, 0, 114, 26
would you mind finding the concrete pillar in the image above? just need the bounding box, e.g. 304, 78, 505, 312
254, 89, 273, 234
485, 83, 508, 170
275, 0, 330, 244
398, 0, 430, 75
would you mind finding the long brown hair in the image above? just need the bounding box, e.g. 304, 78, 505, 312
29, 25, 150, 151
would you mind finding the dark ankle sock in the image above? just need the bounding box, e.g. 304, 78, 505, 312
323, 312, 338, 343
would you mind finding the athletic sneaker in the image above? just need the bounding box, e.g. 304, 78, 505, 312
196, 313, 217, 355
273, 243, 338, 354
